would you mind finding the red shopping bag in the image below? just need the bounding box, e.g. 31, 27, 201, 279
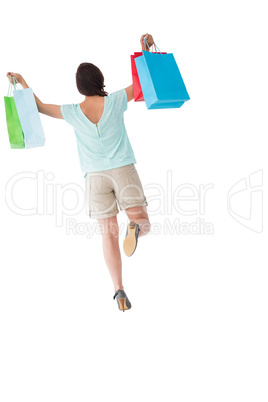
131, 52, 144, 101
131, 51, 167, 102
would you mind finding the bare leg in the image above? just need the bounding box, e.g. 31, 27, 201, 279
97, 215, 123, 292
124, 206, 151, 237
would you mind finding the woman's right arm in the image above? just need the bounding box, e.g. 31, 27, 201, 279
125, 84, 134, 102
140, 33, 154, 50
125, 33, 154, 102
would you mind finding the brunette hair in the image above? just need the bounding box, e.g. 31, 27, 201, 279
76, 62, 108, 97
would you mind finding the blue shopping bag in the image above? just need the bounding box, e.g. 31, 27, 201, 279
135, 49, 190, 109
13, 81, 45, 148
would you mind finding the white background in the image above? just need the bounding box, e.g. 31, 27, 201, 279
0, 1, 267, 401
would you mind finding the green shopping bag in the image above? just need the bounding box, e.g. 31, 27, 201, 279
4, 79, 25, 149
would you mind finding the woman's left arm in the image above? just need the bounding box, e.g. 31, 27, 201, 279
6, 72, 63, 119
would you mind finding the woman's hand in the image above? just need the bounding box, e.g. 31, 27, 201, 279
6, 72, 28, 88
6, 71, 63, 119
140, 33, 154, 51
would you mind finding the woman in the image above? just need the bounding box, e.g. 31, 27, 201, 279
7, 33, 153, 312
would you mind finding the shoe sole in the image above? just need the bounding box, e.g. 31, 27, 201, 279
118, 297, 130, 312
123, 224, 138, 257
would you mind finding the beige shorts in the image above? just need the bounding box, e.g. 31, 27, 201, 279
85, 163, 148, 219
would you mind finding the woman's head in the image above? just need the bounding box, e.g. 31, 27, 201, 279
76, 63, 108, 97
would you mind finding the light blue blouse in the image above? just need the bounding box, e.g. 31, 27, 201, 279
61, 89, 137, 177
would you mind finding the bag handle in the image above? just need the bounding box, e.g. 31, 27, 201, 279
7, 75, 18, 96
7, 82, 12, 97
7, 75, 23, 96
153, 42, 162, 54
12, 75, 19, 90
143, 37, 163, 54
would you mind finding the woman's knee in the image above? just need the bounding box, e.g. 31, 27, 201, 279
97, 215, 120, 238
143, 219, 151, 234
125, 205, 149, 222
140, 218, 151, 236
